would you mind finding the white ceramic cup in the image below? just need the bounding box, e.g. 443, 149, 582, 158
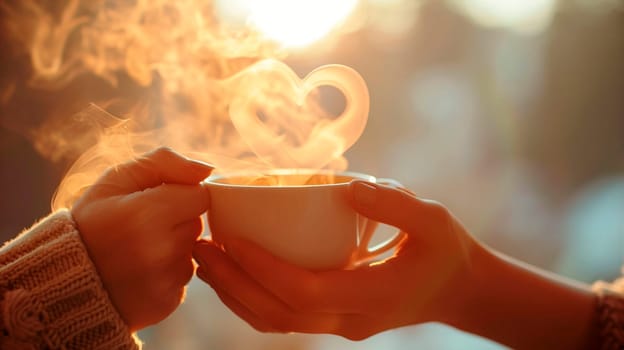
204, 169, 405, 271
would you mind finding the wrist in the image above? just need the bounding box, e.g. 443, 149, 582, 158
441, 243, 504, 329
428, 237, 492, 328
447, 245, 598, 350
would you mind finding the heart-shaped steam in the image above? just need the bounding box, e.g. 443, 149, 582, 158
227, 59, 369, 170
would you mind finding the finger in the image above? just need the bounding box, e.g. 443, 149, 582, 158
193, 241, 339, 333
348, 180, 449, 235
196, 269, 276, 333
99, 147, 214, 195
173, 217, 204, 252
194, 242, 387, 338
168, 258, 196, 289
200, 264, 379, 340
137, 183, 210, 224
222, 238, 402, 315
193, 241, 293, 317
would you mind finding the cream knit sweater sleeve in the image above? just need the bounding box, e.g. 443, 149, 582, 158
0, 209, 140, 349
594, 269, 624, 350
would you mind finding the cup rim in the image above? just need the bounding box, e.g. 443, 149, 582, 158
203, 169, 376, 188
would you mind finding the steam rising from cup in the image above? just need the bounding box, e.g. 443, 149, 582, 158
51, 59, 369, 206
0, 0, 368, 208
227, 59, 369, 172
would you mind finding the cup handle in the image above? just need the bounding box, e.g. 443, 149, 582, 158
350, 178, 409, 266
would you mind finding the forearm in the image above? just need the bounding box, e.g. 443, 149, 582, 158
452, 247, 599, 350
0, 210, 140, 349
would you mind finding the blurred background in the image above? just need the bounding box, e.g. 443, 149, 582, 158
1, 0, 623, 349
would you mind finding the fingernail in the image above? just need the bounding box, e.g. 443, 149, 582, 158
352, 181, 377, 207
196, 267, 210, 282
190, 159, 215, 171
193, 255, 208, 268
192, 242, 211, 265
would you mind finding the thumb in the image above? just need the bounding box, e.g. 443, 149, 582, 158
348, 180, 448, 235
139, 183, 211, 224
99, 147, 214, 195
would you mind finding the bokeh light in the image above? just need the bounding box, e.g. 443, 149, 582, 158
448, 0, 557, 34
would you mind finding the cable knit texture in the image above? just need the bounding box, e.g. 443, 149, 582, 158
0, 210, 140, 349
593, 267, 624, 350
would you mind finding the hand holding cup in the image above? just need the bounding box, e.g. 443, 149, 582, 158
71, 147, 213, 331
193, 180, 484, 340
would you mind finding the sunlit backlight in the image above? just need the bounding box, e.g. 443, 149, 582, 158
225, 0, 359, 48
449, 0, 557, 34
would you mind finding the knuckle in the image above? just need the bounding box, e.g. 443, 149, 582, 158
137, 147, 175, 174
425, 200, 451, 221
149, 146, 176, 160
145, 147, 183, 168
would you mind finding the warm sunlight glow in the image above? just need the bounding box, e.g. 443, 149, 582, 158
450, 0, 556, 34
241, 0, 359, 48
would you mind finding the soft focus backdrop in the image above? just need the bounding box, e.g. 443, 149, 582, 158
1, 0, 624, 349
